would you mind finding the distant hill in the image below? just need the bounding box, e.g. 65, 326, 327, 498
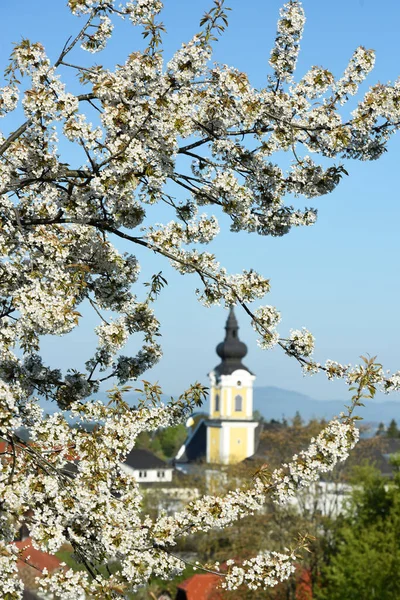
39, 385, 400, 430
253, 386, 400, 427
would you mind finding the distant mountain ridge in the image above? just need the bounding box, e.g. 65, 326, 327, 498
253, 385, 400, 425
40, 385, 400, 428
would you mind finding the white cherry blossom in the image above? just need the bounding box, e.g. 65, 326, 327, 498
0, 0, 399, 597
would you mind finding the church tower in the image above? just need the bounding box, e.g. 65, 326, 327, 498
206, 308, 258, 464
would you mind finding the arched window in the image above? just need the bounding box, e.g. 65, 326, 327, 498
215, 393, 220, 412
235, 394, 242, 412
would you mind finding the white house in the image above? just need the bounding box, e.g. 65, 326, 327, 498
122, 448, 173, 483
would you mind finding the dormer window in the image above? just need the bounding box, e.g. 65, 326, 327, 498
235, 394, 243, 412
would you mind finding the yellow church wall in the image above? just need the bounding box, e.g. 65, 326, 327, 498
222, 388, 228, 416
210, 386, 251, 420
228, 427, 248, 464
210, 387, 229, 418
210, 387, 220, 418
231, 386, 249, 419
208, 426, 221, 463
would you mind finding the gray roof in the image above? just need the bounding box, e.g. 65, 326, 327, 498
124, 448, 170, 470
175, 419, 207, 463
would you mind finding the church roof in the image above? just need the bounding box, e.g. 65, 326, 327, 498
175, 419, 207, 464
214, 308, 252, 376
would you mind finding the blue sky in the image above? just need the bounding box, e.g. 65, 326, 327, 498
2, 1, 400, 408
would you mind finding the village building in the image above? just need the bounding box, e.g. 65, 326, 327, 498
176, 573, 222, 600
175, 569, 313, 600
121, 448, 199, 515
176, 308, 259, 466
13, 537, 64, 600
122, 448, 173, 483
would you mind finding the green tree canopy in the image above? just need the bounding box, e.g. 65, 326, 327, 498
317, 465, 400, 600
387, 418, 400, 438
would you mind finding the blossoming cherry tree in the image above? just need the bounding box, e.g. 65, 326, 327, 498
0, 0, 399, 597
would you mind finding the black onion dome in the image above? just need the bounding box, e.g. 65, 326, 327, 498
214, 308, 252, 376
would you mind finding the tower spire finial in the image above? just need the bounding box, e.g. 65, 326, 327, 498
214, 307, 251, 376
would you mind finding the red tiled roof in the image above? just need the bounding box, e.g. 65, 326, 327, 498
14, 538, 62, 573
178, 566, 313, 600
177, 573, 223, 600
0, 440, 12, 454
295, 567, 313, 600
0, 440, 77, 460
